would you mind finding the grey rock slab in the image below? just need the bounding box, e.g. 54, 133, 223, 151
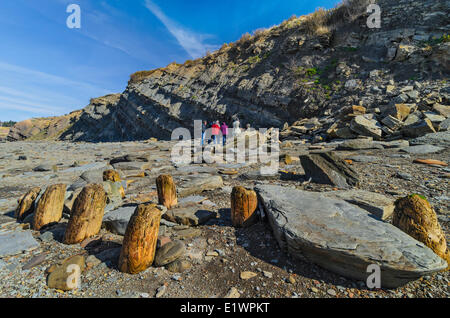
337, 139, 383, 151
178, 196, 208, 205
323, 189, 395, 220
60, 162, 108, 174
399, 145, 444, 154
376, 140, 410, 149
0, 198, 18, 214
177, 175, 223, 197
112, 161, 151, 171
346, 155, 380, 163
254, 185, 448, 288
410, 131, 450, 147
175, 165, 217, 174
163, 203, 216, 226
0, 230, 40, 258
103, 206, 136, 236
439, 118, 450, 131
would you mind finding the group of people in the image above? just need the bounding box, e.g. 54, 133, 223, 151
201, 119, 247, 146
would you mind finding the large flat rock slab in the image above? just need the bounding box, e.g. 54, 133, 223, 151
0, 230, 40, 258
255, 185, 447, 288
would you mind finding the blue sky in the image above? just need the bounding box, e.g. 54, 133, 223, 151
0, 0, 338, 122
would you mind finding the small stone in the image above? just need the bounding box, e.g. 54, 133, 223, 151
263, 271, 273, 279
156, 285, 167, 298
240, 271, 258, 280
39, 231, 54, 242
225, 287, 240, 298
288, 275, 296, 284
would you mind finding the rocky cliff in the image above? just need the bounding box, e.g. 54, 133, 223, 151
7, 0, 450, 142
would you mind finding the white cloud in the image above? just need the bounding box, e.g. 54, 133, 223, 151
144, 0, 219, 59
0, 61, 112, 119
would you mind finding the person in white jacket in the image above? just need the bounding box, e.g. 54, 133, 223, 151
232, 119, 241, 137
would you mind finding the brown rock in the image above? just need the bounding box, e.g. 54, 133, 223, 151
64, 184, 107, 245
103, 170, 121, 182
15, 187, 41, 221
231, 187, 258, 228
393, 104, 412, 121
118, 204, 162, 274
47, 255, 85, 291
156, 175, 177, 209
393, 195, 450, 269
33, 184, 66, 230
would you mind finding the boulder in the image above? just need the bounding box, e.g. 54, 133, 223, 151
350, 115, 382, 139
118, 204, 162, 274
255, 185, 448, 288
33, 184, 66, 231
402, 119, 436, 138
64, 184, 107, 244
163, 203, 216, 226
299, 152, 359, 189
393, 195, 450, 269
154, 240, 186, 267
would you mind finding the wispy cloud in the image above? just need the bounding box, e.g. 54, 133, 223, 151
0, 61, 112, 119
144, 0, 219, 59
0, 62, 110, 94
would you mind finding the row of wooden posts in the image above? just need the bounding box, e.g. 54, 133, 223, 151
15, 171, 259, 274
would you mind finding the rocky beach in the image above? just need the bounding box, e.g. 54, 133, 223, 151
0, 0, 449, 299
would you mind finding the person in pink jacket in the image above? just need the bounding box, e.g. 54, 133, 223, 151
220, 122, 229, 146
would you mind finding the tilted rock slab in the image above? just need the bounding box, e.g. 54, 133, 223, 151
300, 152, 359, 189
118, 204, 162, 274
33, 184, 66, 230
15, 187, 41, 221
255, 185, 447, 288
393, 195, 450, 269
64, 184, 107, 244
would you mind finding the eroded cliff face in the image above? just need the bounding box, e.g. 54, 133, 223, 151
7, 0, 450, 142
